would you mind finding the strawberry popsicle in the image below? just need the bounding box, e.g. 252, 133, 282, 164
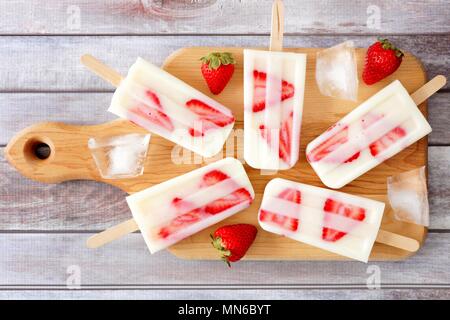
109, 57, 235, 158
306, 80, 432, 189
258, 178, 385, 262
244, 49, 306, 170
126, 158, 254, 254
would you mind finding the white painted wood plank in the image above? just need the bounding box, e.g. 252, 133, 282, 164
0, 0, 448, 35
0, 233, 449, 286
1, 146, 449, 229
429, 147, 450, 229
1, 288, 449, 300
0, 35, 447, 91
1, 92, 448, 146
0, 93, 116, 145
429, 93, 450, 146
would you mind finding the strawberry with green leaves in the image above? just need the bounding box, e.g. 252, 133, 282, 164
200, 52, 236, 95
211, 224, 257, 267
362, 38, 404, 85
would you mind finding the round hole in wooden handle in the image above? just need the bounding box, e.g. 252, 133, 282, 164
23, 136, 55, 166
5, 122, 98, 184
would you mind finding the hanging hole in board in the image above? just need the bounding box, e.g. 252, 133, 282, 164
34, 143, 51, 159
23, 137, 55, 164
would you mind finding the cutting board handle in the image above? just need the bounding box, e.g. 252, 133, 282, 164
5, 122, 96, 183
4, 120, 143, 186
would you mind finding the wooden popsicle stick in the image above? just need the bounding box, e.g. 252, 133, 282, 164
87, 219, 420, 254
80, 54, 143, 249
269, 0, 284, 51
376, 229, 420, 252
411, 75, 446, 105
86, 218, 138, 249
80, 54, 123, 87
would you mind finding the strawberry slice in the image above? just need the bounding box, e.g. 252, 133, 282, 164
158, 198, 202, 239
186, 99, 234, 128
278, 188, 301, 204
158, 197, 203, 238
258, 124, 270, 143
259, 112, 293, 165
279, 112, 293, 164
322, 199, 366, 242
145, 90, 162, 109
130, 106, 174, 132
188, 119, 217, 137
158, 170, 250, 237
369, 126, 407, 156
251, 70, 295, 112
252, 70, 267, 112
259, 188, 301, 232
171, 210, 202, 226
188, 127, 203, 137
158, 227, 172, 239
307, 125, 360, 163
281, 79, 295, 101
201, 170, 252, 215
259, 210, 299, 232
201, 170, 229, 187
205, 188, 253, 215
307, 125, 348, 162
344, 151, 360, 163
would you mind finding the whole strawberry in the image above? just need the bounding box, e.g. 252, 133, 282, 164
211, 224, 257, 267
362, 38, 404, 85
200, 52, 235, 95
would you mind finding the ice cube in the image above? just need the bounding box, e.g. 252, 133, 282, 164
315, 41, 359, 101
88, 133, 151, 179
387, 167, 429, 226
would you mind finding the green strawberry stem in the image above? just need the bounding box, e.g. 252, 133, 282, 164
210, 234, 232, 267
201, 52, 236, 70
378, 38, 404, 58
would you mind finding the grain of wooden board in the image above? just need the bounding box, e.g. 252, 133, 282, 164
5, 47, 431, 261
1, 0, 448, 35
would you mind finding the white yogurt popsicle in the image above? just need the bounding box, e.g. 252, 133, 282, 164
244, 49, 306, 170
126, 158, 254, 254
109, 57, 235, 158
306, 80, 432, 189
258, 178, 385, 262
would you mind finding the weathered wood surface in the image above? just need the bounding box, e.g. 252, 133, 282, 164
1, 289, 449, 300
1, 233, 449, 287
2, 146, 449, 230
0, 0, 448, 35
0, 0, 449, 299
0, 35, 448, 91
1, 92, 449, 146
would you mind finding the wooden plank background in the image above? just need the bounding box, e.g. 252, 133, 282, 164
0, 0, 449, 299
